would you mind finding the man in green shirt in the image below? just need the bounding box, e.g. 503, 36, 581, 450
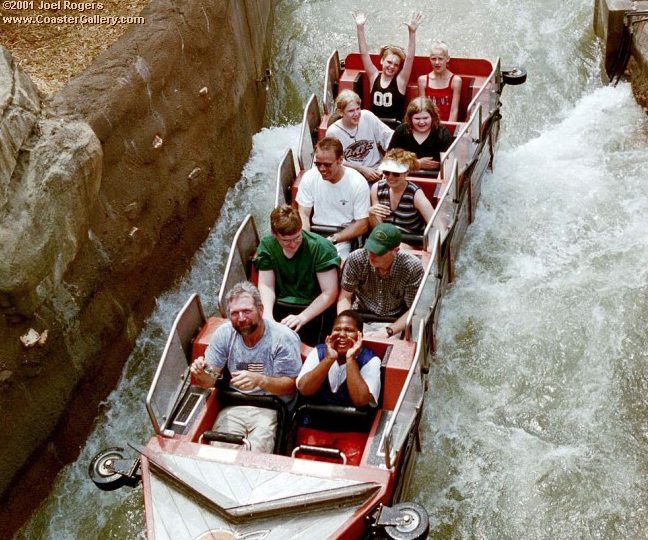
254, 205, 340, 345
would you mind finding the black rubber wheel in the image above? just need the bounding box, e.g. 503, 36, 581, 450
88, 447, 128, 491
502, 67, 527, 86
383, 502, 430, 540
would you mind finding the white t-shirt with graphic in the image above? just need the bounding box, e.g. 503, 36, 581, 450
326, 110, 394, 169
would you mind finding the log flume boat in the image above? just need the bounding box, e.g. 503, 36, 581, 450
88, 50, 525, 540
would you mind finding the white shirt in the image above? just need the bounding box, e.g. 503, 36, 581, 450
295, 165, 370, 258
297, 347, 382, 406
326, 110, 394, 169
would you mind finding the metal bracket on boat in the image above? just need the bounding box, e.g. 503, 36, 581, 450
608, 1, 648, 84
624, 2, 648, 28
291, 444, 348, 465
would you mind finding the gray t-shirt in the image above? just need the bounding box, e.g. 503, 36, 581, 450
204, 318, 302, 399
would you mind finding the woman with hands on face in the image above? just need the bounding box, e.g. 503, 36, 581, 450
296, 310, 381, 408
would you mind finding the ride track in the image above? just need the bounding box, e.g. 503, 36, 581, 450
88, 49, 525, 540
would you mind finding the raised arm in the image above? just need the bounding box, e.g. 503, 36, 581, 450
397, 11, 423, 93
352, 10, 380, 85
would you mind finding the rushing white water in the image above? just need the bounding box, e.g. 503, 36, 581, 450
414, 83, 648, 538
19, 0, 648, 538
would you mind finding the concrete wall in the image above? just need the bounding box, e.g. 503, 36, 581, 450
0, 0, 274, 532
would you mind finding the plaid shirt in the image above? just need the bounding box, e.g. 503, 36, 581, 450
341, 250, 424, 317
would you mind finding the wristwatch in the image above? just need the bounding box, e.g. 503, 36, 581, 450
385, 326, 394, 337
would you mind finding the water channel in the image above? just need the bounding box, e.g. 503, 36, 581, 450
17, 0, 648, 538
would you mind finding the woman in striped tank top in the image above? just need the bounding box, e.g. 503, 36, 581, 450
368, 148, 434, 239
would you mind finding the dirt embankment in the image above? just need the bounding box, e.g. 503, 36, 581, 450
0, 0, 274, 535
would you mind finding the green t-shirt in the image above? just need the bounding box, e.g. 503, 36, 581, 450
253, 230, 340, 305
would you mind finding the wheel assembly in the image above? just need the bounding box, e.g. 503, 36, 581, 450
88, 447, 131, 491
374, 501, 430, 540
502, 66, 527, 86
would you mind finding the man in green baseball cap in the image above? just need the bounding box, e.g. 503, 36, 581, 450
337, 223, 424, 338
363, 222, 403, 255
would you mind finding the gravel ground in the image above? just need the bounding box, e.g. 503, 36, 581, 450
1, 1, 149, 94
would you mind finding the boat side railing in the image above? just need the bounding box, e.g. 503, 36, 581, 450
439, 105, 481, 180
217, 215, 260, 317
380, 321, 426, 470
405, 229, 442, 360
146, 294, 207, 434
297, 93, 322, 170
274, 148, 297, 207
322, 50, 341, 116
467, 57, 501, 124
423, 159, 459, 248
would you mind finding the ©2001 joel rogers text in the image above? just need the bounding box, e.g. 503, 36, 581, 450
1, 1, 145, 25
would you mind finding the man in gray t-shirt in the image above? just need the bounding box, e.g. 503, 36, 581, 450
191, 282, 301, 452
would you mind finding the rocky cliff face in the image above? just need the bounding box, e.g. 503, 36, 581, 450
0, 48, 103, 316
0, 0, 274, 531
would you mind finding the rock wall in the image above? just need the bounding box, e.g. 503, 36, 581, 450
0, 0, 274, 532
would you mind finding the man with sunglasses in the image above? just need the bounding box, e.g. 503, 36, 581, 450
296, 137, 370, 259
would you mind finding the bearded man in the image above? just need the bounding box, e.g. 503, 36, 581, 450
190, 281, 302, 452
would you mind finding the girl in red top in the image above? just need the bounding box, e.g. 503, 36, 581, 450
417, 41, 462, 122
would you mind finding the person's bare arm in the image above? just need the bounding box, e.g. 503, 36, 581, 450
297, 337, 337, 396
352, 10, 379, 86
418, 157, 439, 170
374, 310, 410, 339
343, 161, 382, 182
448, 75, 462, 122
230, 370, 296, 396
337, 287, 354, 313
397, 12, 423, 93
413, 188, 434, 224
417, 74, 427, 97
335, 217, 369, 244
368, 182, 389, 227
281, 268, 338, 330
344, 333, 373, 407
189, 356, 221, 388
257, 269, 277, 321
298, 204, 313, 232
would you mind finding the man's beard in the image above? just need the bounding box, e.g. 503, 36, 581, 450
234, 320, 259, 336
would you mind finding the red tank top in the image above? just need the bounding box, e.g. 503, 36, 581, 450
424, 73, 455, 121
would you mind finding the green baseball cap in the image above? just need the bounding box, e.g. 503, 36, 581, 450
365, 223, 402, 255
